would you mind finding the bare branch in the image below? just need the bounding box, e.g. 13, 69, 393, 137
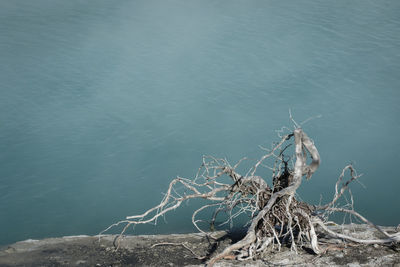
101, 124, 398, 266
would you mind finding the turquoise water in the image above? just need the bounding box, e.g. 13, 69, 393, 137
1, 0, 399, 245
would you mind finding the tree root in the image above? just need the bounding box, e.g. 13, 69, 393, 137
101, 126, 399, 266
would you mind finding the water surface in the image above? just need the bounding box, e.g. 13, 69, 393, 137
1, 0, 399, 245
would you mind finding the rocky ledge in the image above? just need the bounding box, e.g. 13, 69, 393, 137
0, 224, 399, 266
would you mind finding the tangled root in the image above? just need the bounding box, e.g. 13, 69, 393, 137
101, 127, 399, 266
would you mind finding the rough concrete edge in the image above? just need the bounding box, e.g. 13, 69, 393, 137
1, 224, 398, 254
0, 231, 228, 254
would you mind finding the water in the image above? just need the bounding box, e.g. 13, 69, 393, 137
1, 0, 399, 246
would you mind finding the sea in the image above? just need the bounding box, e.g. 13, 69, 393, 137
1, 0, 399, 246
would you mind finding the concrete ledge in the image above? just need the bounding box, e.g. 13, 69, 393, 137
0, 224, 399, 266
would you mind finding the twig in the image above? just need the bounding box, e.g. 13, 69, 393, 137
151, 242, 206, 259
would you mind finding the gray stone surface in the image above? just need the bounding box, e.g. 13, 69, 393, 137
0, 224, 399, 266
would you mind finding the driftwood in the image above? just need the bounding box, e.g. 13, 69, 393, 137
101, 125, 399, 266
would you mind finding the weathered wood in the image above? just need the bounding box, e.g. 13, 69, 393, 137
101, 126, 399, 266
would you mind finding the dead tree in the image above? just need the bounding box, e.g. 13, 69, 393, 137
101, 126, 399, 266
